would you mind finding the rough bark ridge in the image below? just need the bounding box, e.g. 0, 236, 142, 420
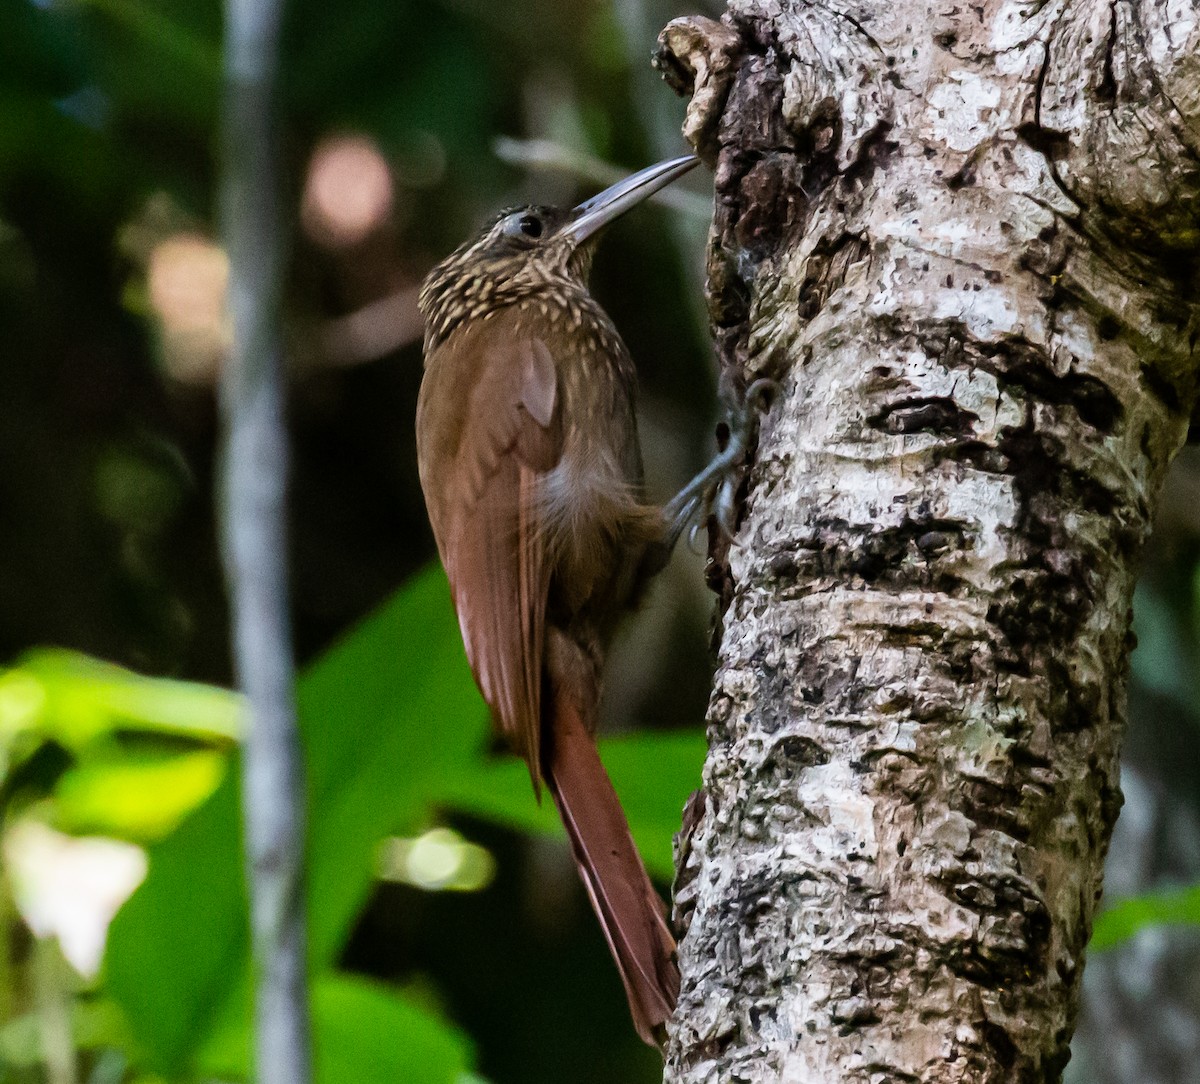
657, 2, 1200, 1081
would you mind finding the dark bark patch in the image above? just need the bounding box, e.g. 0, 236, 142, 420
998, 427, 1120, 518
1096, 0, 1118, 105
830, 1001, 881, 1028
981, 1021, 1019, 1070
950, 905, 1050, 988
985, 576, 1086, 663
916, 529, 960, 556
1015, 121, 1071, 160
983, 396, 1140, 676
718, 54, 793, 158
1139, 360, 1184, 413
748, 657, 803, 735
767, 551, 799, 581
961, 784, 1033, 842
788, 94, 843, 165
934, 321, 1124, 434
736, 153, 810, 254
796, 231, 871, 321
769, 515, 971, 594
1044, 1041, 1073, 1083
944, 150, 983, 190
867, 396, 979, 436
995, 349, 1123, 434
1043, 657, 1104, 734
840, 121, 896, 187
792, 651, 864, 711
707, 247, 753, 329
706, 54, 796, 337
765, 734, 830, 771
1098, 770, 1124, 831
939, 638, 994, 686
937, 440, 1010, 473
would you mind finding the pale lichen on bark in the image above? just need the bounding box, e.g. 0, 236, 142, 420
658, 2, 1200, 1081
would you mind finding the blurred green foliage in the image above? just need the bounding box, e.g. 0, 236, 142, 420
0, 0, 717, 1075
1092, 884, 1200, 953
1, 568, 705, 1081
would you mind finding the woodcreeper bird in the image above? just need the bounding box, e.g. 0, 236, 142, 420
416, 155, 761, 1045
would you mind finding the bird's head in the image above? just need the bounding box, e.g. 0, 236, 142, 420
419, 154, 697, 351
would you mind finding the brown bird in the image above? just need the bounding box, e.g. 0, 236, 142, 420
416, 155, 757, 1045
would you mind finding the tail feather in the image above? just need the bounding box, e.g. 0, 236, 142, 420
545, 691, 680, 1046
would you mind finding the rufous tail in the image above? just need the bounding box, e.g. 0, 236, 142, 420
545, 689, 680, 1047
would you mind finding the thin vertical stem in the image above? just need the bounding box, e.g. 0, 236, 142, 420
0, 866, 12, 1027
35, 939, 77, 1084
218, 0, 311, 1081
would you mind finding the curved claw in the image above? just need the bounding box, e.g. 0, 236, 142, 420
721, 378, 777, 455
660, 377, 777, 554
744, 378, 779, 414
714, 475, 738, 540
709, 378, 776, 541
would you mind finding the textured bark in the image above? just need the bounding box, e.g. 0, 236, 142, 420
657, 2, 1200, 1081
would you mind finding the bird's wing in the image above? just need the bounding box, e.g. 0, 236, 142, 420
416, 311, 562, 789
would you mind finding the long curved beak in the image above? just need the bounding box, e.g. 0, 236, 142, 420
562, 155, 699, 245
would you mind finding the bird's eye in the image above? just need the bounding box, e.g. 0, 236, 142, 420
503, 212, 544, 240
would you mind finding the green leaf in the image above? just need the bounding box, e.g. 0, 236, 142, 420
54, 751, 227, 841
1091, 883, 1200, 951
0, 94, 121, 212
0, 995, 132, 1068
77, 0, 221, 126
196, 973, 478, 1084
598, 731, 704, 877
312, 976, 477, 1084
0, 1012, 41, 1069
83, 0, 219, 73
3, 649, 242, 749
104, 773, 247, 1069
299, 567, 491, 964
0, 1, 90, 97
105, 565, 490, 1072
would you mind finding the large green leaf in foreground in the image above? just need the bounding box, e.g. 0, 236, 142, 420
196, 974, 477, 1084
105, 566, 490, 1072
104, 563, 704, 1074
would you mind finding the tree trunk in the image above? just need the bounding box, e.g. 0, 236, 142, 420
656, 2, 1200, 1081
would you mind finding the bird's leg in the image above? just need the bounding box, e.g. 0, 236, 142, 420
660, 378, 776, 554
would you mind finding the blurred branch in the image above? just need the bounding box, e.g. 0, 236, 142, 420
0, 874, 9, 1026
319, 285, 423, 366
609, 0, 713, 341
219, 0, 312, 1081
494, 137, 712, 221
34, 939, 77, 1084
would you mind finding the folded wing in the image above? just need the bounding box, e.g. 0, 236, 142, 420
416, 310, 562, 788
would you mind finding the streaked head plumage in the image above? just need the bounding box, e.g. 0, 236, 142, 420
419, 204, 596, 352
419, 155, 698, 353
